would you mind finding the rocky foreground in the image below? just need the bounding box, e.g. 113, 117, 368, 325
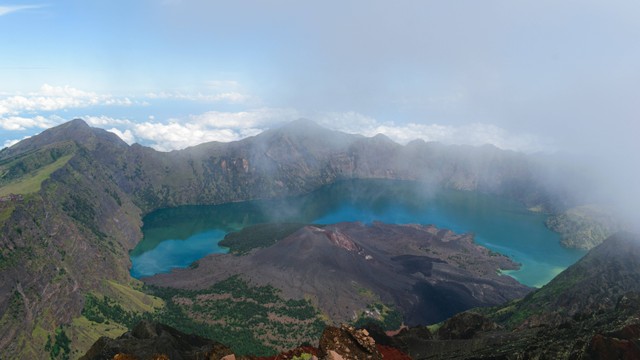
81, 320, 411, 360
83, 232, 640, 359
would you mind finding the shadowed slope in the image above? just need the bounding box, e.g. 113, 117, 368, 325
145, 222, 530, 325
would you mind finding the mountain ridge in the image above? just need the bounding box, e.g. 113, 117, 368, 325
0, 118, 602, 358
390, 231, 640, 359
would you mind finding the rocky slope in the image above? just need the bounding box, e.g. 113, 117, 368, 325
80, 320, 234, 360
546, 204, 624, 249
79, 232, 640, 359
391, 232, 640, 359
81, 320, 413, 360
0, 122, 144, 358
491, 231, 640, 328
147, 222, 530, 326
2, 119, 576, 214
0, 119, 595, 358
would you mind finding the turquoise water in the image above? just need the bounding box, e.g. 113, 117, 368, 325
130, 179, 586, 287
130, 229, 227, 278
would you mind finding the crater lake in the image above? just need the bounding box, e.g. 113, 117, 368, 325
130, 179, 585, 287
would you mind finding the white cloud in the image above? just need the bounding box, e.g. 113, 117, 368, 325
0, 84, 134, 117
107, 128, 136, 145
81, 109, 548, 153
0, 96, 549, 154
0, 115, 58, 130
315, 111, 379, 134
125, 107, 297, 151
2, 137, 27, 149
0, 5, 42, 16
131, 121, 260, 151
84, 115, 135, 127
190, 108, 299, 128
315, 111, 552, 153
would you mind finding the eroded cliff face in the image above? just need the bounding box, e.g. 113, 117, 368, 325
0, 119, 585, 358
86, 119, 559, 213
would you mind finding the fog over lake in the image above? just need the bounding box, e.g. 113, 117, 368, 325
131, 179, 585, 287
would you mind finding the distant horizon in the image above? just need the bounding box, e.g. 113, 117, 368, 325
2, 1, 639, 215
0, 99, 554, 154
2, 1, 638, 155
3, 116, 543, 154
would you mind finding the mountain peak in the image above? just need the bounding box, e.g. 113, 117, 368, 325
257, 119, 328, 139
64, 118, 91, 129
2, 118, 127, 158
371, 133, 396, 144
277, 118, 325, 133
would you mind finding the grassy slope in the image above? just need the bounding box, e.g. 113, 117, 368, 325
77, 276, 326, 357
68, 281, 164, 357
0, 154, 73, 196
68, 317, 128, 359
104, 280, 165, 313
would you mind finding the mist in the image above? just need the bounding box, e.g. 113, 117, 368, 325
141, 0, 640, 224
2, 0, 639, 227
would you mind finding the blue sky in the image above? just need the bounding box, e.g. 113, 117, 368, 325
1, 1, 639, 157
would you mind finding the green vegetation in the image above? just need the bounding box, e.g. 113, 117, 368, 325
147, 276, 325, 355
82, 293, 142, 328
0, 154, 73, 196
292, 354, 314, 360
353, 302, 403, 331
79, 276, 326, 356
44, 326, 71, 360
0, 245, 38, 272
0, 203, 16, 223
61, 192, 106, 239
0, 141, 74, 180
546, 204, 622, 250
68, 316, 128, 358
352, 282, 376, 299
104, 280, 164, 313
219, 223, 307, 255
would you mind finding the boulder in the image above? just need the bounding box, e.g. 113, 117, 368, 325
80, 320, 234, 360
437, 312, 498, 340
318, 325, 382, 360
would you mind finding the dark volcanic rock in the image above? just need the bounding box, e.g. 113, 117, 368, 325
80, 320, 233, 360
358, 322, 412, 351
437, 312, 498, 340
147, 222, 530, 326
318, 325, 382, 360
392, 232, 640, 360
500, 232, 640, 329
587, 324, 640, 360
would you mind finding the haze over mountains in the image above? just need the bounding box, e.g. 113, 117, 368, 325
0, 119, 630, 358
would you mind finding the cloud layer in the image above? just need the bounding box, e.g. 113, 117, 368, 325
0, 84, 551, 153
0, 84, 133, 120
0, 5, 43, 16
